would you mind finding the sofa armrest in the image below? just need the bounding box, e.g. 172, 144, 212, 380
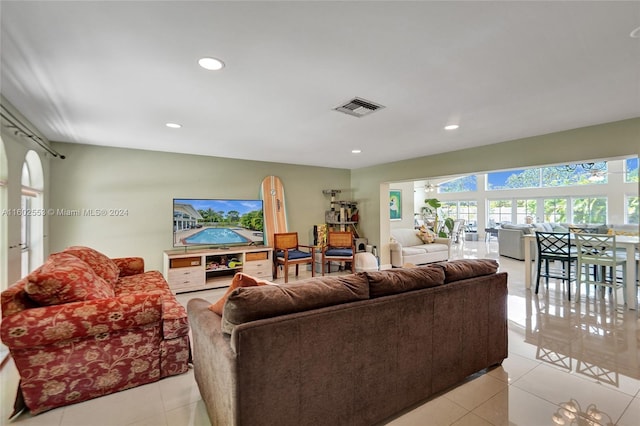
434, 237, 451, 246
1, 291, 164, 349
434, 237, 452, 257
498, 228, 526, 260
112, 257, 145, 276
389, 241, 403, 267
187, 298, 238, 426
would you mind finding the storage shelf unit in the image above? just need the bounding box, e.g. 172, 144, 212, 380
323, 189, 359, 237
163, 246, 272, 293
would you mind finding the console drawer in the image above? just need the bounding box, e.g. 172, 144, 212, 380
245, 251, 269, 261
167, 267, 204, 290
170, 257, 202, 268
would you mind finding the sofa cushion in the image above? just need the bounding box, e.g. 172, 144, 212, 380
421, 243, 449, 253
221, 273, 369, 334
115, 270, 189, 340
434, 259, 499, 283
365, 266, 445, 298
276, 249, 312, 260
325, 248, 353, 256
502, 223, 534, 234
63, 246, 120, 286
209, 272, 272, 315
390, 228, 424, 247
24, 252, 115, 305
402, 246, 429, 256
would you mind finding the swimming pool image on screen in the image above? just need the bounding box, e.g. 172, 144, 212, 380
184, 228, 250, 245
173, 198, 264, 247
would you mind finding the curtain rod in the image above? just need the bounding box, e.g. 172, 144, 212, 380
0, 106, 66, 159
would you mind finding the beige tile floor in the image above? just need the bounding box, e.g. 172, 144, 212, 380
2, 240, 639, 425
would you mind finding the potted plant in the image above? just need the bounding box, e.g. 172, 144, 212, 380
440, 217, 455, 238
422, 198, 441, 231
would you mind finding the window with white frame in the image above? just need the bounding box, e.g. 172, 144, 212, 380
21, 151, 44, 277
543, 198, 568, 223
625, 157, 639, 183
627, 195, 639, 224
571, 196, 607, 224
488, 200, 512, 225
487, 162, 610, 191
441, 200, 478, 229
516, 199, 537, 224
438, 176, 478, 193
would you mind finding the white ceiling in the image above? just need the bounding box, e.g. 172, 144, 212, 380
1, 1, 639, 170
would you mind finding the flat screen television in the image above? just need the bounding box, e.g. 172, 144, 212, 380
173, 198, 264, 248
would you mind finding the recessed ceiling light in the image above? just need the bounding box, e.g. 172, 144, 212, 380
166, 122, 182, 129
198, 57, 225, 71
444, 124, 459, 130
352, 149, 362, 154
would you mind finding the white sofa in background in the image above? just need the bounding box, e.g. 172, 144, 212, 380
390, 228, 451, 267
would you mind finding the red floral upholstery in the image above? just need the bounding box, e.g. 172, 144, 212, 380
24, 253, 115, 305
1, 248, 190, 415
112, 257, 145, 277
63, 246, 120, 285
116, 272, 190, 340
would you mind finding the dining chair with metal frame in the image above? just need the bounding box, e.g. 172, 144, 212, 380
574, 233, 627, 308
535, 232, 578, 300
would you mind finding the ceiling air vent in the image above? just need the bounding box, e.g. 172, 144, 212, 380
334, 97, 385, 117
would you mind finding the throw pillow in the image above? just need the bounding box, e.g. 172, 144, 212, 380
221, 273, 369, 334
208, 272, 272, 315
25, 252, 115, 306
63, 246, 120, 286
416, 226, 436, 243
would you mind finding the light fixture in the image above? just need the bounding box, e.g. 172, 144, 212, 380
424, 182, 437, 193
587, 171, 606, 182
630, 26, 640, 38
351, 149, 362, 154
165, 122, 182, 129
444, 124, 459, 130
198, 57, 225, 71
563, 162, 606, 172
552, 399, 613, 425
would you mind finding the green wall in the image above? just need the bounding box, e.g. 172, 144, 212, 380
352, 118, 640, 267
24, 117, 640, 273
49, 143, 350, 271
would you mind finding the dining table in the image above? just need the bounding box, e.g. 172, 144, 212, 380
523, 233, 639, 310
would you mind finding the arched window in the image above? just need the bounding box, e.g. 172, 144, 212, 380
21, 150, 44, 276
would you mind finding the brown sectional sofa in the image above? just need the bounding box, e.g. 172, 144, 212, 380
187, 259, 508, 426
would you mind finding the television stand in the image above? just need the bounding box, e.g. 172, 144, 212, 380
163, 245, 272, 293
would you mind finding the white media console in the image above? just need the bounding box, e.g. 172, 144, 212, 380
162, 246, 272, 293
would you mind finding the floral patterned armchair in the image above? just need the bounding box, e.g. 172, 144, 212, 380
1, 246, 190, 416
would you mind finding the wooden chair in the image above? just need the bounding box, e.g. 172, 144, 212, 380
321, 231, 355, 275
273, 232, 315, 283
